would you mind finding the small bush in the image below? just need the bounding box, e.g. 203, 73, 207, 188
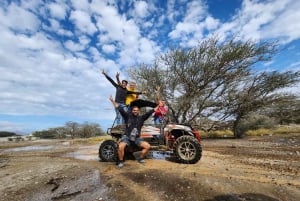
237, 113, 277, 136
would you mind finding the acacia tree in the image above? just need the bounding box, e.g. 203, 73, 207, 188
128, 37, 300, 137
220, 71, 300, 137
65, 121, 79, 139
261, 95, 300, 125
77, 122, 100, 138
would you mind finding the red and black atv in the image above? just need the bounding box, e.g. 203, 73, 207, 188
98, 100, 202, 164
99, 123, 202, 164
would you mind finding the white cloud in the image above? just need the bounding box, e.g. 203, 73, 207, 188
93, 5, 129, 41
0, 121, 24, 133
134, 1, 149, 18
64, 39, 85, 51
169, 0, 300, 47
214, 0, 300, 44
48, 18, 60, 30
47, 2, 68, 19
102, 44, 116, 54
288, 61, 300, 71
260, 1, 300, 43
20, 0, 43, 11
168, 0, 207, 42
98, 34, 110, 44
78, 35, 91, 46
205, 16, 220, 30
184, 0, 206, 22
3, 2, 40, 33
70, 0, 90, 12
137, 38, 159, 64
166, 0, 179, 23
69, 9, 97, 35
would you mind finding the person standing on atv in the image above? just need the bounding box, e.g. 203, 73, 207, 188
116, 74, 142, 111
125, 82, 139, 111
102, 69, 144, 126
109, 95, 159, 168
153, 100, 167, 124
153, 86, 167, 125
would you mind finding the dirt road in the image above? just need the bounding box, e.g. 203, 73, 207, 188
0, 135, 299, 201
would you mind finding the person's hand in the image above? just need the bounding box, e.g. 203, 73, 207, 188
116, 72, 120, 77
101, 69, 105, 75
109, 95, 119, 108
156, 86, 161, 91
109, 95, 114, 102
154, 105, 159, 112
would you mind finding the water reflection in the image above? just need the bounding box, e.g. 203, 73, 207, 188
148, 150, 173, 160
2, 145, 53, 152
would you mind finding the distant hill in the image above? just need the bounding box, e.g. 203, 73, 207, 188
0, 131, 19, 137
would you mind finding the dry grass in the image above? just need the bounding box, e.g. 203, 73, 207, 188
87, 135, 113, 143
201, 129, 234, 138
199, 124, 300, 138
246, 125, 300, 136
66, 135, 113, 145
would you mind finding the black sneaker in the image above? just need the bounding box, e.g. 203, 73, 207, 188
117, 161, 124, 168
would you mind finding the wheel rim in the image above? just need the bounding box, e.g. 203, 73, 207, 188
177, 141, 196, 160
102, 144, 115, 159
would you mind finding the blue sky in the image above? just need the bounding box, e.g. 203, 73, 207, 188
0, 0, 300, 134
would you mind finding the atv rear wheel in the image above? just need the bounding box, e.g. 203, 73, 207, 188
173, 135, 202, 164
99, 140, 118, 162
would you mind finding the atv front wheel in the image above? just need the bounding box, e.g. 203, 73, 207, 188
99, 140, 118, 162
173, 135, 202, 164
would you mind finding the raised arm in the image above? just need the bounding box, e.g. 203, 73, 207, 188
109, 95, 119, 108
116, 72, 122, 86
156, 86, 161, 102
109, 95, 127, 118
102, 69, 118, 88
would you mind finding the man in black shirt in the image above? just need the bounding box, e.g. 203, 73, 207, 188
102, 69, 144, 125
109, 95, 158, 168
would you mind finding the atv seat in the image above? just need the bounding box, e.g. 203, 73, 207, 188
108, 126, 125, 139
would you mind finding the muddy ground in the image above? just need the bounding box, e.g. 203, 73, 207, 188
0, 134, 299, 201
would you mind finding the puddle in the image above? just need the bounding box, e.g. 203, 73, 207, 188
64, 145, 99, 161
65, 148, 173, 161
2, 143, 173, 161
2, 145, 54, 153
65, 151, 99, 161
148, 150, 173, 160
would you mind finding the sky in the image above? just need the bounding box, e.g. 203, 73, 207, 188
1, 0, 300, 134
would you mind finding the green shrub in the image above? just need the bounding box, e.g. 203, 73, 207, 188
237, 113, 277, 136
